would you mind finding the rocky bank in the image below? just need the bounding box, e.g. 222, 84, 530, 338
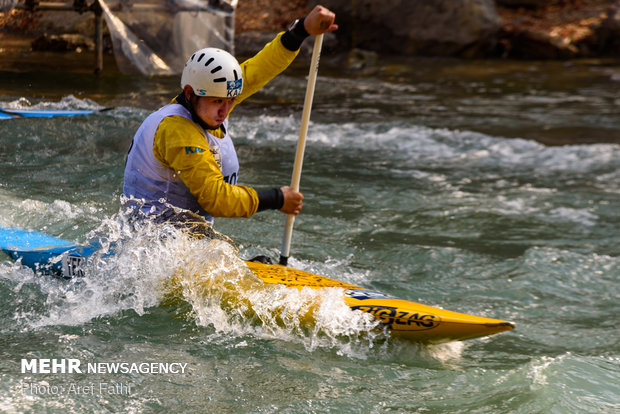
1, 0, 620, 60
237, 0, 620, 59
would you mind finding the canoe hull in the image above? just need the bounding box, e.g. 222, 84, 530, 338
0, 227, 515, 343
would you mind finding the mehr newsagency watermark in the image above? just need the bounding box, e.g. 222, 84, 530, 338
18, 358, 189, 397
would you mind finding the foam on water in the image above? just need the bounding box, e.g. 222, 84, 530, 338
0, 193, 104, 239
0, 95, 105, 111
0, 212, 412, 359
0, 186, 401, 359
515, 353, 620, 413
0, 59, 618, 411
234, 114, 620, 179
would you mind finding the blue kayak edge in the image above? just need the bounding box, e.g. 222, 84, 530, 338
0, 227, 98, 277
0, 108, 98, 119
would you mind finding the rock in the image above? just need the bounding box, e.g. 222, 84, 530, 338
308, 0, 501, 57
344, 48, 378, 71
496, 1, 616, 59
501, 28, 579, 58
31, 33, 94, 52
596, 0, 620, 55
495, 0, 559, 8
4, 0, 617, 60
234, 31, 276, 57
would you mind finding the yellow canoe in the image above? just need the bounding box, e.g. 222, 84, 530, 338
246, 261, 515, 343
0, 226, 515, 343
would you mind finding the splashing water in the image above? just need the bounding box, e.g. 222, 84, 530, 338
2, 56, 618, 411
4, 212, 395, 358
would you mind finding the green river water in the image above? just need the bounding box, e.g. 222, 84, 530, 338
0, 54, 619, 413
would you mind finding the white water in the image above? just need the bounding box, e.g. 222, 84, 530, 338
1, 57, 618, 412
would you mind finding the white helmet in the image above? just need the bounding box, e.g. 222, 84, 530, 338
180, 48, 243, 98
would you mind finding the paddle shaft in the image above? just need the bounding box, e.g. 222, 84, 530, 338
279, 34, 324, 266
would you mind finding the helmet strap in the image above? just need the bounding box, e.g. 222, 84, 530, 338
176, 91, 219, 132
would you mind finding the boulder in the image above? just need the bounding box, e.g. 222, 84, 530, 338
597, 0, 620, 55
31, 33, 94, 52
308, 0, 501, 57
501, 28, 578, 59
495, 0, 559, 8
498, 0, 620, 59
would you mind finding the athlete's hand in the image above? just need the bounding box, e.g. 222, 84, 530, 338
304, 5, 338, 35
280, 186, 303, 215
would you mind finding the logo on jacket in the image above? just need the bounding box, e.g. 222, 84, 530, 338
185, 146, 205, 155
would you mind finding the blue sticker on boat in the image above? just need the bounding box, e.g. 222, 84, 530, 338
345, 289, 397, 300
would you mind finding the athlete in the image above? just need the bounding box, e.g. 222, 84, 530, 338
123, 5, 337, 223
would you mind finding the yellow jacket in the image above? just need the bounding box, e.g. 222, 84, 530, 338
152, 33, 298, 218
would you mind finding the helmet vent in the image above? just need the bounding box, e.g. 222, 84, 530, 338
213, 78, 226, 83
211, 65, 222, 74
233, 70, 238, 80
197, 53, 205, 62
204, 57, 214, 67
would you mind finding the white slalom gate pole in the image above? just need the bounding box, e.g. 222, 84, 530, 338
279, 34, 324, 266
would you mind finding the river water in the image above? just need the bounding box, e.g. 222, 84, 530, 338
0, 54, 619, 413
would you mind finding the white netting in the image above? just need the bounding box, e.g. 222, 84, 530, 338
0, 0, 18, 12
100, 0, 236, 76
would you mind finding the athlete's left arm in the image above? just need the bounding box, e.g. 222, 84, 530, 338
232, 32, 300, 109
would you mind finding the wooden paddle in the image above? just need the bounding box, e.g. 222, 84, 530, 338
279, 34, 324, 266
